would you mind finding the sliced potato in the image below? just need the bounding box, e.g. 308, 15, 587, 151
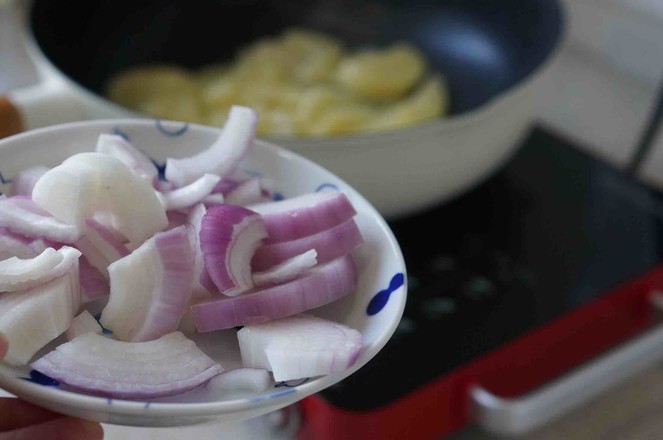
282, 28, 345, 84
366, 75, 448, 132
281, 28, 344, 55
293, 86, 347, 130
256, 109, 296, 136
335, 43, 426, 101
234, 39, 299, 82
105, 29, 449, 137
200, 75, 239, 110
106, 65, 203, 122
307, 103, 377, 136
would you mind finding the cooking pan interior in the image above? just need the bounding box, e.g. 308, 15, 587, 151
29, 0, 563, 115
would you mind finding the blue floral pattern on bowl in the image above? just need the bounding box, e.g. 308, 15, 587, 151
367, 273, 405, 316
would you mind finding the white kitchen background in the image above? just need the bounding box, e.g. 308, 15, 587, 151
2, 0, 663, 439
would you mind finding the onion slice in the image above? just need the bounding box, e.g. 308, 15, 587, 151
205, 368, 271, 394
31, 332, 223, 399
32, 153, 167, 244
95, 133, 158, 182
65, 310, 103, 341
187, 203, 212, 295
238, 314, 362, 381
0, 261, 80, 366
192, 255, 357, 332
78, 256, 110, 302
0, 246, 81, 292
252, 249, 318, 288
0, 227, 50, 260
202, 193, 225, 206
200, 205, 267, 296
8, 166, 49, 197
74, 219, 130, 279
165, 106, 257, 187
0, 197, 84, 243
100, 225, 194, 342
162, 173, 221, 210
224, 178, 266, 206
252, 219, 363, 271
249, 191, 356, 243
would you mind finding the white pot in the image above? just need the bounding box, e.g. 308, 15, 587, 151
0, 1, 565, 219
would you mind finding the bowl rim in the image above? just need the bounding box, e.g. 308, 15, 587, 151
0, 118, 408, 418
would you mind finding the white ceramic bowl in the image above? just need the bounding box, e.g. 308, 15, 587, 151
0, 119, 407, 427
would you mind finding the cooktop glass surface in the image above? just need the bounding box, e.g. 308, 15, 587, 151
320, 127, 663, 410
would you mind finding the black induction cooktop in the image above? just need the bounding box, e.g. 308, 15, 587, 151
320, 127, 663, 410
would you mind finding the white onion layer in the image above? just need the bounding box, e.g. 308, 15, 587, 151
0, 261, 80, 366
238, 314, 362, 382
100, 225, 194, 342
204, 368, 271, 394
163, 173, 221, 210
165, 106, 257, 187
0, 246, 80, 292
95, 133, 158, 182
8, 166, 49, 197
65, 310, 103, 340
32, 153, 167, 244
0, 198, 84, 243
252, 249, 318, 287
31, 332, 223, 399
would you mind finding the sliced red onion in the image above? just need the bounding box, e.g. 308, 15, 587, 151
187, 203, 214, 295
252, 249, 318, 288
100, 225, 194, 342
65, 310, 103, 341
249, 191, 356, 243
0, 246, 80, 292
192, 255, 357, 332
198, 269, 218, 295
165, 106, 257, 186
0, 197, 84, 243
205, 368, 271, 394
200, 205, 267, 296
0, 228, 42, 260
224, 178, 267, 206
0, 225, 54, 257
238, 314, 363, 382
162, 173, 221, 210
75, 219, 130, 279
212, 177, 241, 195
167, 210, 190, 230
252, 219, 363, 271
95, 133, 158, 182
0, 261, 80, 366
31, 332, 223, 399
79, 256, 110, 302
32, 153, 167, 244
8, 165, 49, 197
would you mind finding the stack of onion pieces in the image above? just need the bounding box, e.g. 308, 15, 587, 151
0, 104, 365, 398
